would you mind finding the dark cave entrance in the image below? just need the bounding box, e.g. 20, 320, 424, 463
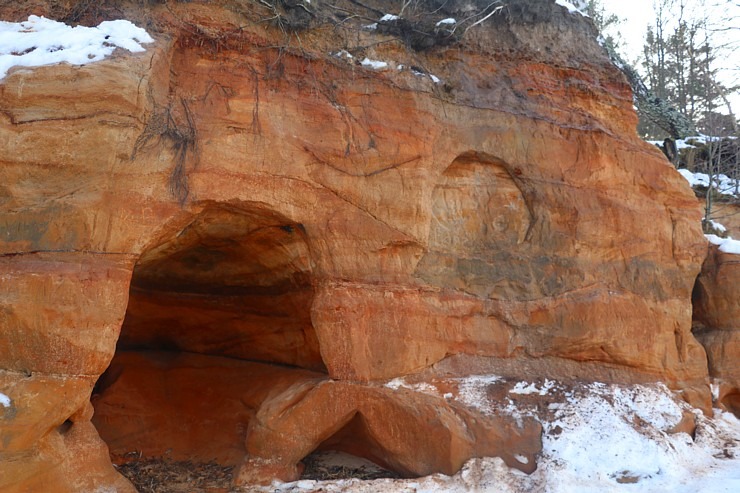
91, 203, 328, 468
300, 413, 403, 481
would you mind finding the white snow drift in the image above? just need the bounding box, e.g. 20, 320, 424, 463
0, 15, 153, 80
256, 379, 740, 493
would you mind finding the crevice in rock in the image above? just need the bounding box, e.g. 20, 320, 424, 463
719, 389, 740, 417
56, 419, 73, 436
690, 258, 740, 418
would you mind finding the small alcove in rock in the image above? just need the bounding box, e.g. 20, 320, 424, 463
91, 202, 328, 467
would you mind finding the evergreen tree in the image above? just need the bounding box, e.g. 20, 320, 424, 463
585, 0, 623, 52
638, 0, 737, 139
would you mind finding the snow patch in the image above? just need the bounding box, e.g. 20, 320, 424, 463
259, 381, 740, 493
0, 15, 153, 80
540, 384, 738, 493
554, 0, 587, 16
436, 18, 456, 27
384, 378, 406, 390
0, 392, 10, 407
452, 374, 503, 415
331, 50, 353, 59
384, 377, 438, 396
706, 234, 740, 255
656, 134, 738, 151
379, 14, 399, 22
363, 23, 378, 30
360, 57, 387, 70
510, 379, 557, 395
409, 67, 441, 83
709, 219, 727, 234
677, 168, 739, 197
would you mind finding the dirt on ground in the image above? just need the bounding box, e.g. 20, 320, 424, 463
116, 459, 234, 493
115, 451, 399, 492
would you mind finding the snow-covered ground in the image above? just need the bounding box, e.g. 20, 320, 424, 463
0, 15, 153, 80
675, 168, 740, 255
648, 135, 737, 151
678, 169, 740, 198
255, 378, 740, 493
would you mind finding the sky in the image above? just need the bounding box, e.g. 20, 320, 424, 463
599, 0, 740, 116
600, 0, 656, 63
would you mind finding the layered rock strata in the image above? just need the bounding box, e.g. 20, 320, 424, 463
0, 0, 714, 491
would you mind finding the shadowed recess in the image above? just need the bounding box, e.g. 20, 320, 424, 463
117, 203, 324, 370
92, 202, 327, 470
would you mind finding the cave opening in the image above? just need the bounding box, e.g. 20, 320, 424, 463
91, 203, 328, 469
300, 413, 403, 481
91, 203, 405, 486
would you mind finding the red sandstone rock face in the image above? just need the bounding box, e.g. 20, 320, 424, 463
92, 351, 541, 485
692, 245, 740, 416
0, 0, 714, 491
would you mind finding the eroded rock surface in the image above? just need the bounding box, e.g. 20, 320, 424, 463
693, 245, 740, 416
92, 351, 540, 485
0, 0, 715, 491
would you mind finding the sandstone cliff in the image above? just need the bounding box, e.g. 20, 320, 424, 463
0, 1, 727, 491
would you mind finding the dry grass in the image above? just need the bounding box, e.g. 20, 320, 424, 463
114, 452, 399, 492
116, 459, 234, 493
300, 452, 400, 481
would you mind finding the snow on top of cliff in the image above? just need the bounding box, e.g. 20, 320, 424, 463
259, 379, 740, 493
677, 169, 739, 200
0, 392, 10, 408
555, 0, 588, 16
673, 169, 740, 255
360, 57, 388, 70
0, 15, 153, 80
706, 234, 740, 255
649, 134, 733, 150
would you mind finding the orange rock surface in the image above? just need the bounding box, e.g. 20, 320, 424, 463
693, 245, 740, 415
0, 0, 719, 491
92, 351, 541, 485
